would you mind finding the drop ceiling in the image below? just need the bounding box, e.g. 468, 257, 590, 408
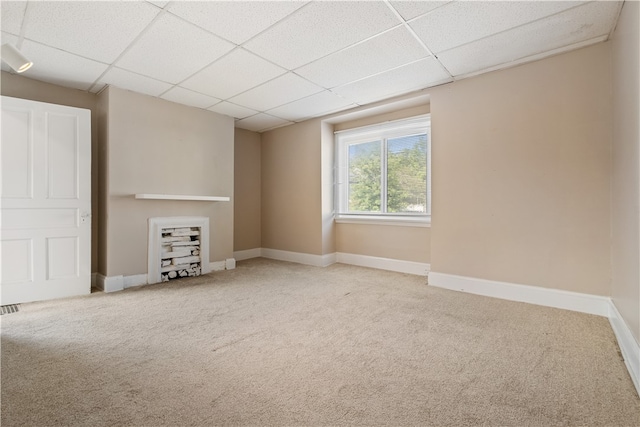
0, 1, 623, 132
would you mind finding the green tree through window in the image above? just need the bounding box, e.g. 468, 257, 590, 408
336, 115, 430, 219
347, 134, 427, 213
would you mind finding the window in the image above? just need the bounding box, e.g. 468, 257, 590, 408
335, 115, 431, 224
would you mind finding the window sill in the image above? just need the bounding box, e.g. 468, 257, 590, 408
335, 215, 431, 228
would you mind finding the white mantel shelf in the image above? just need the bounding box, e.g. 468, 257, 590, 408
135, 194, 230, 202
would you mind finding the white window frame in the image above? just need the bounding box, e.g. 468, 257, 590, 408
334, 115, 431, 226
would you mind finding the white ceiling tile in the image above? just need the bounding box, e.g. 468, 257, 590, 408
161, 86, 221, 109
146, 1, 169, 8
410, 1, 582, 53
266, 90, 357, 122
181, 48, 286, 100
207, 102, 258, 120
332, 58, 451, 106
167, 1, 306, 45
438, 1, 621, 77
296, 27, 428, 89
98, 67, 173, 97
388, 1, 451, 21
244, 1, 401, 70
117, 13, 235, 84
1, 1, 27, 35
25, 1, 159, 63
18, 39, 108, 90
235, 113, 293, 133
228, 72, 323, 112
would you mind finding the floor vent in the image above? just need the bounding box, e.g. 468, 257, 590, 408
0, 304, 20, 315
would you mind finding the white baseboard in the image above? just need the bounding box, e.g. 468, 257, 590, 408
336, 252, 430, 276
97, 258, 235, 292
234, 248, 262, 261
96, 274, 124, 293
428, 271, 639, 396
609, 301, 640, 396
91, 273, 97, 288
261, 248, 335, 267
236, 248, 426, 273
428, 271, 610, 317
123, 274, 148, 289
209, 261, 226, 271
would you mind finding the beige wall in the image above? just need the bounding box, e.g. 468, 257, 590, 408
234, 128, 261, 252
333, 104, 430, 132
261, 119, 324, 255
429, 42, 612, 296
611, 0, 640, 342
1, 72, 100, 272
102, 87, 234, 276
336, 224, 430, 263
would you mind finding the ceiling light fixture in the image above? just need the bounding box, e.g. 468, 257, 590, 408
1, 44, 33, 73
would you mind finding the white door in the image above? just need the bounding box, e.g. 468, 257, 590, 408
1, 96, 91, 305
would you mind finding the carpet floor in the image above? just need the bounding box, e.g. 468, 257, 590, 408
1, 258, 639, 426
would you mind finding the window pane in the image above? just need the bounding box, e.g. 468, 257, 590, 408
349, 140, 381, 212
387, 133, 427, 213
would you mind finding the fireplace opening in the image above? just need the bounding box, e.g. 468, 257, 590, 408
160, 227, 201, 281
148, 217, 211, 284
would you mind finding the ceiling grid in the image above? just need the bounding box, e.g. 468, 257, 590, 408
0, 0, 623, 132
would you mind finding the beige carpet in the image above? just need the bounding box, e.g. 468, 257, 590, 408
2, 258, 639, 426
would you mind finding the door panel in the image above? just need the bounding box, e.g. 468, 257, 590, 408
1, 108, 32, 198
47, 113, 78, 199
1, 96, 91, 305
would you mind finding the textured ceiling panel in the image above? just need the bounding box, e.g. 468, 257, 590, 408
19, 40, 108, 91
167, 1, 306, 45
1, 1, 27, 36
332, 57, 451, 105
116, 13, 235, 84
438, 1, 621, 77
229, 72, 324, 112
235, 113, 293, 132
2, 0, 623, 132
296, 26, 428, 89
410, 1, 581, 54
388, 1, 451, 21
98, 67, 173, 97
266, 91, 357, 122
181, 48, 286, 100
25, 1, 159, 63
160, 86, 221, 109
243, 1, 401, 69
207, 102, 258, 120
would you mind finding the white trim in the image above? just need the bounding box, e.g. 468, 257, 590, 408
96, 274, 124, 293
234, 248, 262, 261
209, 261, 226, 271
261, 248, 335, 267
609, 301, 640, 396
428, 271, 610, 317
123, 274, 148, 289
95, 274, 105, 291
135, 194, 230, 202
147, 216, 210, 284
91, 273, 97, 288
321, 252, 337, 267
225, 258, 236, 270
337, 252, 430, 276
335, 216, 431, 227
